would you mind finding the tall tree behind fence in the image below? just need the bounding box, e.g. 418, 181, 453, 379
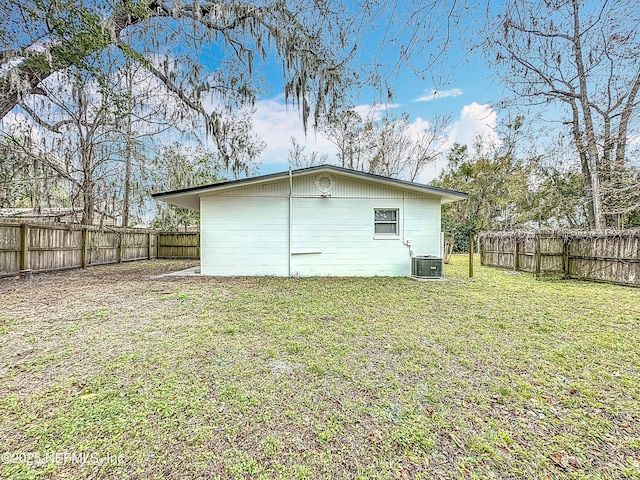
479, 230, 640, 287
0, 221, 200, 278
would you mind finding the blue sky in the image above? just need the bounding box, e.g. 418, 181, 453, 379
231, 6, 506, 182
248, 72, 502, 181
1, 0, 509, 185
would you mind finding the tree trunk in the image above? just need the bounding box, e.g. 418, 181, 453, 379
122, 99, 134, 228
122, 149, 131, 228
82, 185, 93, 225
571, 0, 605, 229
569, 102, 596, 228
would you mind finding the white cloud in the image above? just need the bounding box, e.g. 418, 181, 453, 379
352, 102, 400, 121
446, 102, 499, 150
251, 97, 502, 183
627, 133, 640, 150
0, 111, 28, 131
406, 117, 434, 138
0, 111, 39, 141
414, 88, 463, 102
250, 97, 407, 168
415, 102, 499, 182
248, 97, 500, 182
251, 95, 337, 165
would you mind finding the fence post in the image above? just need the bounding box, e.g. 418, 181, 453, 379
117, 231, 123, 263
81, 227, 89, 269
534, 234, 542, 277
147, 232, 152, 260
562, 238, 570, 279
20, 223, 31, 278
469, 233, 474, 278
514, 240, 520, 272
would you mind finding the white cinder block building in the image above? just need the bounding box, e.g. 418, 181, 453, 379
153, 165, 467, 277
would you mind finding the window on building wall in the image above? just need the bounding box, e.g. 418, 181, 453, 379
374, 209, 399, 235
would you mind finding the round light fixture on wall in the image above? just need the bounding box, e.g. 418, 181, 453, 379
314, 173, 335, 195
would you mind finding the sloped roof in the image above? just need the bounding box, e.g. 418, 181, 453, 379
152, 164, 468, 210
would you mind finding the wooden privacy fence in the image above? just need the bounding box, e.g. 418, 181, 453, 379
478, 230, 640, 287
0, 222, 200, 278
157, 232, 200, 258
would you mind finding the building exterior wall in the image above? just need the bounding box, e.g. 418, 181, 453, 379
200, 196, 289, 276
289, 197, 440, 276
208, 172, 438, 200
199, 171, 442, 276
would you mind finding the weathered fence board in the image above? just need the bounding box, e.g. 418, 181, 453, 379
30, 225, 83, 272
0, 224, 21, 275
479, 230, 640, 287
157, 233, 200, 259
0, 222, 200, 277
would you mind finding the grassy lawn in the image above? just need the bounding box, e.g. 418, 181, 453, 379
0, 257, 639, 479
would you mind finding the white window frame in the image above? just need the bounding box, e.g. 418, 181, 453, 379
374, 208, 399, 238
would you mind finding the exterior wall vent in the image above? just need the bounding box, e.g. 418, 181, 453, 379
411, 255, 443, 278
